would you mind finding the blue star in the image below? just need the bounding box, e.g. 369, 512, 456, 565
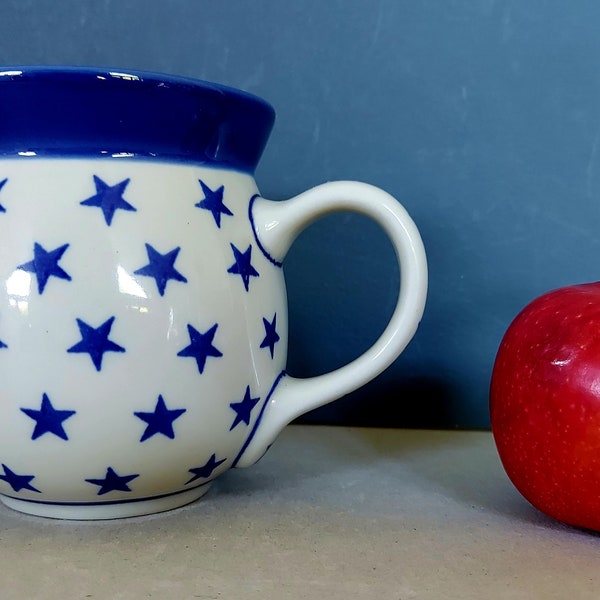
260, 313, 280, 359
227, 244, 259, 291
195, 180, 233, 227
186, 454, 226, 484
177, 323, 223, 374
18, 242, 71, 294
0, 463, 41, 493
85, 466, 139, 496
134, 243, 187, 296
229, 386, 260, 430
0, 177, 7, 212
67, 316, 126, 371
20, 393, 76, 440
134, 395, 187, 442
80, 175, 136, 226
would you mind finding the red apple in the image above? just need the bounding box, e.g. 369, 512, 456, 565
490, 282, 600, 531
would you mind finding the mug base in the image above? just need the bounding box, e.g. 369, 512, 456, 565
0, 483, 212, 520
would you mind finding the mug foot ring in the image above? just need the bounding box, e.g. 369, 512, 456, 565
0, 484, 212, 520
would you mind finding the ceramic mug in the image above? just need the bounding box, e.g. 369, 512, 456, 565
0, 67, 427, 519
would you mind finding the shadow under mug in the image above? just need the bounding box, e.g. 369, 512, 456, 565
0, 67, 427, 519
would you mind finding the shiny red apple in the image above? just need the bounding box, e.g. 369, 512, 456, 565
490, 282, 600, 531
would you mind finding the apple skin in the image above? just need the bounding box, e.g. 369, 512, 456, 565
490, 282, 600, 531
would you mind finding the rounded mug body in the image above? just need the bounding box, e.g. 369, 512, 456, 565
0, 158, 287, 518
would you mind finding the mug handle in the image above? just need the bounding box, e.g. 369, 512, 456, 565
234, 181, 428, 467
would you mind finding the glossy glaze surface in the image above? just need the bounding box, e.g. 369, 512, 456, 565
0, 159, 287, 516
0, 68, 427, 519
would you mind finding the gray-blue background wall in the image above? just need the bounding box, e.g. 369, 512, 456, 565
2, 0, 598, 429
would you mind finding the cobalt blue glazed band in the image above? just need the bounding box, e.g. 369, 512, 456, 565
0, 67, 427, 519
0, 67, 275, 171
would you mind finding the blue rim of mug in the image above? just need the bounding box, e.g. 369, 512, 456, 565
0, 66, 276, 173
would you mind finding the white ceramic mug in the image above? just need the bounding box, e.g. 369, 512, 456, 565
0, 67, 427, 519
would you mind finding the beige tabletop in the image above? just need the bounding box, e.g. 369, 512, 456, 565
0, 425, 597, 599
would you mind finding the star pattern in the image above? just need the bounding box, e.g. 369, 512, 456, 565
186, 454, 227, 484
195, 180, 233, 227
177, 323, 223, 374
67, 316, 126, 371
229, 386, 260, 430
260, 314, 280, 359
134, 395, 187, 442
85, 466, 139, 495
20, 393, 76, 440
80, 175, 136, 226
18, 242, 71, 294
0, 177, 7, 212
134, 243, 188, 296
0, 172, 285, 501
0, 463, 40, 493
227, 243, 259, 291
